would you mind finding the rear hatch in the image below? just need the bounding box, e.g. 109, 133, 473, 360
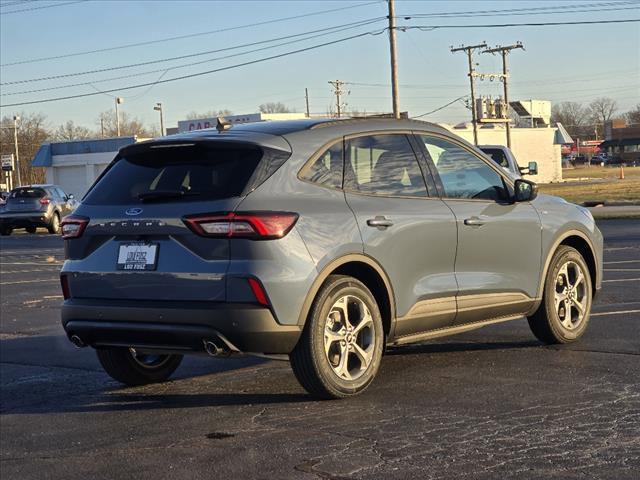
5, 187, 47, 212
63, 139, 290, 302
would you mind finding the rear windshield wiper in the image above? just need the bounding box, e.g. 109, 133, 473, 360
137, 190, 201, 202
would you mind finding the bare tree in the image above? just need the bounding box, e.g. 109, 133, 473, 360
0, 112, 50, 186
624, 104, 640, 125
97, 110, 153, 138
185, 109, 233, 119
258, 102, 291, 113
53, 121, 93, 141
587, 97, 618, 132
550, 102, 587, 129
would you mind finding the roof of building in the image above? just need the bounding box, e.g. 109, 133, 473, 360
32, 136, 137, 167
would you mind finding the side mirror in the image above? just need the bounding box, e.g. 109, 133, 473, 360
514, 179, 538, 202
67, 194, 74, 200
527, 161, 538, 175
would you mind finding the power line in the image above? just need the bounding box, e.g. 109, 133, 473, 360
412, 96, 469, 118
400, 3, 638, 19
1, 20, 385, 96
0, 1, 379, 66
1, 17, 384, 85
404, 18, 640, 30
1, 30, 383, 108
0, 0, 85, 15
399, 1, 637, 18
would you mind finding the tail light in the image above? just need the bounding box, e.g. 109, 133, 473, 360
60, 274, 71, 300
183, 212, 298, 239
60, 215, 89, 239
247, 278, 270, 307
39, 197, 50, 205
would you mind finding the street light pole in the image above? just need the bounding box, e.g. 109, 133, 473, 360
13, 115, 21, 187
154, 102, 165, 136
115, 97, 124, 136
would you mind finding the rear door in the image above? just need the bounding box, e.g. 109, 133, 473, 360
343, 133, 458, 338
64, 141, 290, 302
416, 134, 542, 324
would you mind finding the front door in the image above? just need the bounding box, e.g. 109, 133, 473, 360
416, 134, 542, 325
343, 133, 458, 338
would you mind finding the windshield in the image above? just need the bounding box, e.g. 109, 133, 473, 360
83, 143, 289, 205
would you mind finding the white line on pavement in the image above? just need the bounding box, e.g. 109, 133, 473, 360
603, 268, 640, 272
591, 309, 640, 317
0, 262, 62, 266
605, 246, 640, 251
604, 260, 640, 264
0, 278, 58, 285
1, 269, 61, 274
602, 278, 640, 283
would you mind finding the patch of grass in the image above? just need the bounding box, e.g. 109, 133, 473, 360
539, 178, 640, 203
562, 166, 640, 180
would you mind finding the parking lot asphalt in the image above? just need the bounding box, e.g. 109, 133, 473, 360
1, 220, 638, 480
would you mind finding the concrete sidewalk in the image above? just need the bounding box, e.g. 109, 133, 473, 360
588, 205, 640, 219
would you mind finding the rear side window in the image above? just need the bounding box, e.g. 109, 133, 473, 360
344, 134, 428, 197
481, 148, 509, 169
83, 143, 289, 205
10, 188, 45, 199
300, 141, 343, 189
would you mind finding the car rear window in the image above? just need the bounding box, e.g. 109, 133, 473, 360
10, 188, 46, 199
83, 143, 289, 205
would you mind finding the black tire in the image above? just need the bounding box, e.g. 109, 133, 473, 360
47, 212, 60, 234
96, 347, 183, 386
290, 275, 384, 399
528, 246, 592, 344
0, 227, 11, 236
26, 226, 37, 234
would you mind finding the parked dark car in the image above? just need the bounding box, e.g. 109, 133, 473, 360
0, 184, 77, 235
60, 118, 603, 399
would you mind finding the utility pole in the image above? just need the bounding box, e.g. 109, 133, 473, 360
305, 88, 310, 118
328, 80, 348, 118
483, 42, 524, 148
451, 43, 487, 145
387, 0, 400, 119
115, 97, 124, 136
13, 115, 21, 187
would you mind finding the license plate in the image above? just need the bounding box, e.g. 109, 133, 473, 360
117, 243, 158, 271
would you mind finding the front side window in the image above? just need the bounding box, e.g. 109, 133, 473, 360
344, 134, 427, 197
300, 141, 343, 189
420, 136, 509, 202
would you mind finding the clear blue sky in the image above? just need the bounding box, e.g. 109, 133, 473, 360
1, 0, 638, 131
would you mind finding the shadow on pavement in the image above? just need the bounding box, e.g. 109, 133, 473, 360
386, 339, 541, 356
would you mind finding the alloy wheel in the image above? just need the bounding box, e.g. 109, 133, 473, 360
554, 261, 588, 330
324, 295, 375, 381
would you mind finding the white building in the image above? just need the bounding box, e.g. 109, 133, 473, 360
32, 136, 140, 197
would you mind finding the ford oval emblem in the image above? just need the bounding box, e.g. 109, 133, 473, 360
125, 207, 143, 216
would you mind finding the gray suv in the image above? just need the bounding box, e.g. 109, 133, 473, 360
60, 118, 602, 399
0, 184, 76, 235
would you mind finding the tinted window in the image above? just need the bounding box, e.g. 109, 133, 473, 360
83, 143, 289, 205
345, 134, 427, 197
10, 188, 45, 199
301, 141, 343, 189
480, 148, 509, 169
421, 136, 509, 201
55, 187, 67, 199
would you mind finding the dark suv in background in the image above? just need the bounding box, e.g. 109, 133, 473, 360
0, 184, 76, 235
60, 118, 602, 399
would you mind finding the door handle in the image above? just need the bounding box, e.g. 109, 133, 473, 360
464, 216, 486, 227
367, 216, 394, 229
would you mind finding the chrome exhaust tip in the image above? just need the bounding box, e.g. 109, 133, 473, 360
69, 335, 86, 348
204, 339, 228, 357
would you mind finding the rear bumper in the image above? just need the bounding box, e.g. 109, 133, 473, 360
61, 299, 302, 355
0, 212, 50, 228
